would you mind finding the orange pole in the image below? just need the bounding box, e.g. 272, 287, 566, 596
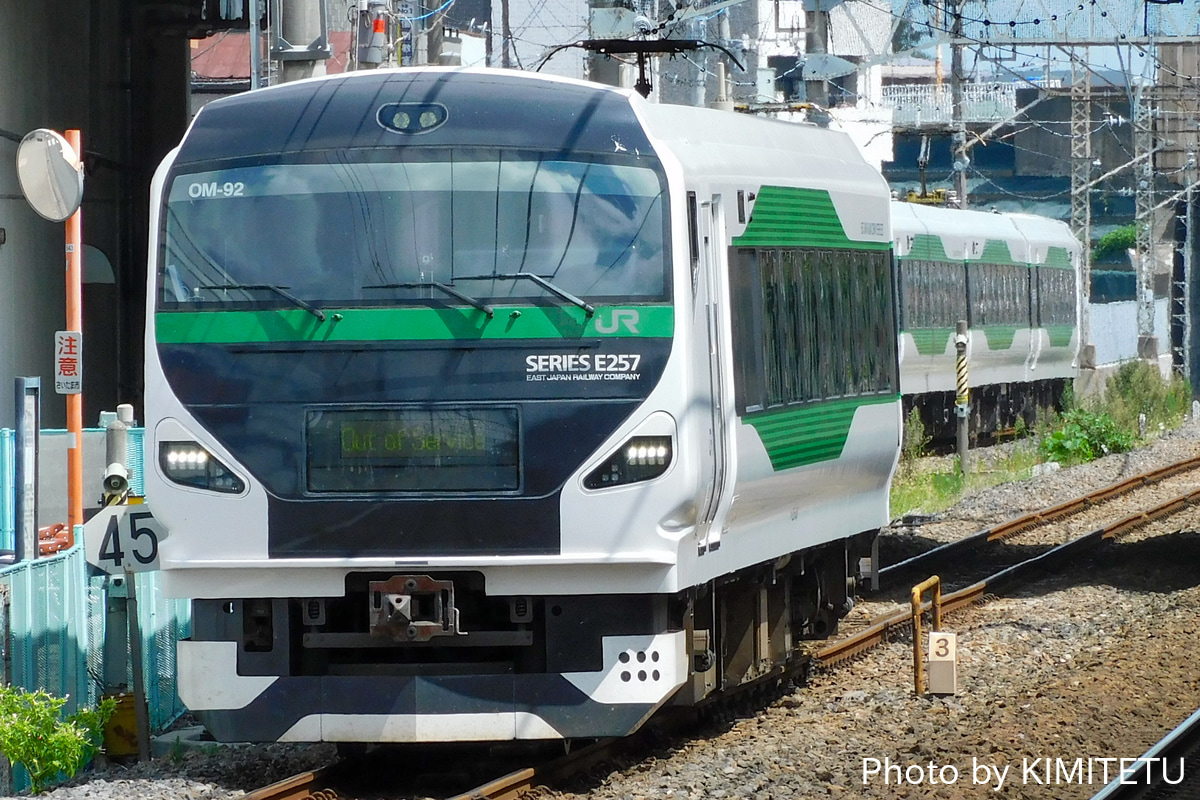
64, 129, 83, 544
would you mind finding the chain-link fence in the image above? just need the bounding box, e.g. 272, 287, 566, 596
0, 427, 191, 792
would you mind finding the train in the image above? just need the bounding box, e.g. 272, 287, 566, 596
893, 202, 1081, 439
144, 67, 1076, 745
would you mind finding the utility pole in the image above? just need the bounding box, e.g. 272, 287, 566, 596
249, 0, 262, 88
949, 0, 967, 208
501, 0, 512, 67
276, 0, 330, 83
804, 0, 828, 106
355, 1, 389, 69
429, 12, 445, 65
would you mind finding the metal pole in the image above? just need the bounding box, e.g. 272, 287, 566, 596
64, 130, 83, 544
950, 0, 967, 208
955, 319, 969, 476
250, 0, 262, 89
126, 569, 151, 761
911, 576, 942, 695
280, 0, 327, 83
1135, 83, 1158, 361
1189, 186, 1200, 393
804, 4, 828, 105
12, 379, 40, 563
501, 0, 511, 68
1070, 48, 1094, 368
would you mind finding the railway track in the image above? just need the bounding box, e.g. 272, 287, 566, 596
819, 455, 1200, 666
242, 769, 335, 800
240, 454, 1200, 800
1091, 705, 1200, 799
877, 452, 1200, 591
239, 738, 623, 800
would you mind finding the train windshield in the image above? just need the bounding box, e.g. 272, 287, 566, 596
159, 153, 668, 310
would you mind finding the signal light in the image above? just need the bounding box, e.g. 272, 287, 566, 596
584, 436, 673, 490
159, 441, 244, 494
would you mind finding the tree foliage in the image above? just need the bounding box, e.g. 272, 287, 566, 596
1091, 223, 1136, 263
0, 687, 115, 793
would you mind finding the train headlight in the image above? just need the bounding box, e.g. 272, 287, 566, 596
583, 436, 673, 490
159, 441, 245, 493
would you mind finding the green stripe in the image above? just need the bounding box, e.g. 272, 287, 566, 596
733, 186, 889, 251
1046, 325, 1073, 347
744, 394, 898, 471
902, 234, 949, 261
1044, 247, 1073, 269
978, 239, 1020, 265
156, 305, 674, 344
907, 328, 952, 355
981, 325, 1017, 350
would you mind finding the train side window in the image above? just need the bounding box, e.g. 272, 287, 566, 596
1037, 265, 1075, 326
969, 262, 1031, 327
902, 259, 967, 329
730, 245, 896, 416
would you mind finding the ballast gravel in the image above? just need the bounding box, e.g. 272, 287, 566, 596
17, 420, 1200, 800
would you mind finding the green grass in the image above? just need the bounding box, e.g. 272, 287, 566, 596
890, 444, 1041, 519
891, 361, 1192, 520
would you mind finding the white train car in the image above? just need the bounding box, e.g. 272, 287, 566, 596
892, 202, 1081, 437
144, 67, 901, 743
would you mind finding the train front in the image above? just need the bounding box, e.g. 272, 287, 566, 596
144, 70, 695, 742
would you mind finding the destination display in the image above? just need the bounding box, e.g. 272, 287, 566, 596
307, 407, 519, 492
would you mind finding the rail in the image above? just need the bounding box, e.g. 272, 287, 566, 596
819, 482, 1200, 667
241, 770, 335, 800
879, 453, 1200, 585
1091, 705, 1200, 798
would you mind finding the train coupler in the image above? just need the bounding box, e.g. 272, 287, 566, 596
369, 575, 461, 642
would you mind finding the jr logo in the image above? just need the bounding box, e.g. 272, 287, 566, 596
595, 309, 640, 334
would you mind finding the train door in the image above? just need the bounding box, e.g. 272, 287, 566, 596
695, 195, 730, 553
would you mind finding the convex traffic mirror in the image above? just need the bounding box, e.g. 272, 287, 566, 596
16, 129, 84, 222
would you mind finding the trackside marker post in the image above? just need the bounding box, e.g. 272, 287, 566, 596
911, 576, 943, 695
954, 319, 969, 477
928, 631, 957, 695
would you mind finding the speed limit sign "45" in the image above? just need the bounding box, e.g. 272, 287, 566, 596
83, 504, 166, 574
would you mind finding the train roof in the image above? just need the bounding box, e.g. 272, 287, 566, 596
177, 67, 655, 165
176, 66, 889, 200
892, 201, 1079, 267
634, 100, 890, 207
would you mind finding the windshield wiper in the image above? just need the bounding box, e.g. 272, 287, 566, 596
196, 284, 326, 322
363, 282, 495, 318
455, 273, 595, 317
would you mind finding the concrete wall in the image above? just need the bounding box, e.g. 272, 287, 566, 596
0, 1, 122, 429
0, 3, 189, 432
1090, 298, 1171, 368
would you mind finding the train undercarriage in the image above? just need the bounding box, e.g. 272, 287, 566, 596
183, 531, 879, 742
905, 377, 1070, 444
